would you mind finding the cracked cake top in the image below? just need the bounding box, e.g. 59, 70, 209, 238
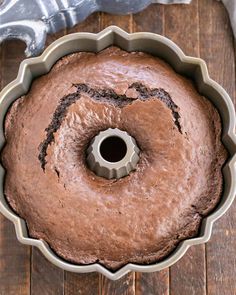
1, 47, 227, 270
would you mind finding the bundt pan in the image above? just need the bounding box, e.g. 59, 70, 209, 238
0, 26, 235, 280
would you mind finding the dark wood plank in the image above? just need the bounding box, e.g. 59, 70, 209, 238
0, 40, 26, 88
164, 1, 207, 294
99, 12, 138, 294
64, 272, 99, 295
100, 13, 132, 32
199, 1, 236, 294
0, 40, 31, 295
0, 39, 65, 295
133, 5, 170, 295
31, 30, 66, 295
31, 248, 64, 295
1, 3, 235, 294
45, 29, 67, 48
101, 272, 135, 295
0, 44, 3, 86
31, 16, 100, 294
67, 12, 101, 34
0, 217, 31, 295
169, 245, 207, 295
163, 2, 200, 56
133, 4, 164, 33
63, 14, 101, 295
135, 271, 169, 295
199, 0, 235, 103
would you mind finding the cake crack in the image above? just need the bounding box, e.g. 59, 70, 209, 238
129, 83, 182, 133
38, 83, 182, 170
38, 92, 79, 170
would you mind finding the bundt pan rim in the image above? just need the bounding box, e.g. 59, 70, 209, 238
0, 26, 235, 280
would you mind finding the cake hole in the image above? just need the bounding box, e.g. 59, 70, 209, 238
100, 136, 127, 163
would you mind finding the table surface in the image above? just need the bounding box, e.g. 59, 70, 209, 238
0, 1, 235, 294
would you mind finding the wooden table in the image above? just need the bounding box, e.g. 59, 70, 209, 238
0, 1, 235, 294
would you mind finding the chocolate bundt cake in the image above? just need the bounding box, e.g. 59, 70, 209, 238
1, 47, 227, 270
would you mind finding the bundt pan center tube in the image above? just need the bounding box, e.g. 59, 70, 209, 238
0, 26, 235, 280
86, 128, 140, 179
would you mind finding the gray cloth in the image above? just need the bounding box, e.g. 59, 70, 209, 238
222, 0, 236, 37
154, 0, 191, 3
154, 0, 236, 38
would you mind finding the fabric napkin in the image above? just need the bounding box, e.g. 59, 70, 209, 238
221, 0, 236, 37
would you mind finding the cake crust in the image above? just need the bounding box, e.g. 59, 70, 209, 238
2, 47, 227, 270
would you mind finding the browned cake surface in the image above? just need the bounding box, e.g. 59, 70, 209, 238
1, 47, 227, 270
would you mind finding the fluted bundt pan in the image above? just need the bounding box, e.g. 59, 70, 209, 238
0, 26, 235, 280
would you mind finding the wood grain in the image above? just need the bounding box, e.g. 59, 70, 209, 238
0, 1, 235, 294
0, 40, 31, 295
133, 5, 170, 295
31, 13, 101, 295
163, 1, 200, 56
0, 40, 26, 88
101, 272, 135, 295
199, 1, 236, 295
63, 13, 101, 295
31, 26, 66, 295
164, 1, 207, 294
31, 248, 63, 295
64, 272, 99, 295
66, 12, 101, 34
133, 4, 164, 33
99, 12, 138, 294
100, 13, 132, 31
169, 246, 206, 295
0, 218, 30, 295
135, 271, 169, 295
